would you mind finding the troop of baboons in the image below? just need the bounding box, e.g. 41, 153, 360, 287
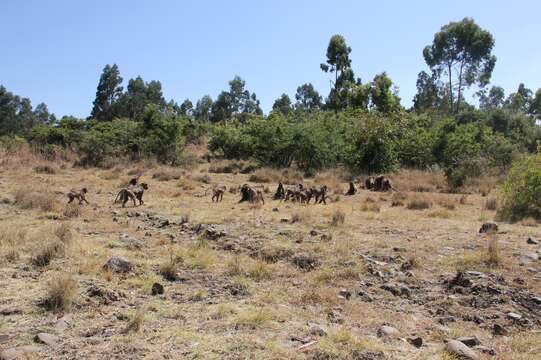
67, 174, 393, 208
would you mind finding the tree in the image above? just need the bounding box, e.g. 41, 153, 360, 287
272, 94, 292, 115
320, 35, 354, 110
115, 76, 166, 120
194, 95, 213, 122
294, 83, 322, 112
530, 89, 541, 118
478, 85, 505, 110
505, 83, 533, 113
179, 99, 194, 117
33, 102, 52, 125
370, 72, 401, 113
210, 76, 262, 122
413, 71, 441, 112
423, 18, 496, 113
90, 64, 123, 121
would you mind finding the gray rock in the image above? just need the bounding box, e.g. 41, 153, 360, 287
457, 336, 480, 347
381, 283, 411, 297
0, 346, 41, 360
103, 256, 133, 273
55, 314, 72, 333
34, 333, 58, 346
492, 323, 507, 336
377, 325, 399, 338
118, 234, 143, 249
521, 253, 539, 262
507, 312, 522, 321
445, 340, 479, 360
308, 323, 327, 337
479, 221, 498, 234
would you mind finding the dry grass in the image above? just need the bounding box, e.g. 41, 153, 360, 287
124, 308, 146, 333
390, 169, 446, 193
360, 202, 380, 212
44, 272, 77, 312
13, 188, 58, 212
63, 203, 82, 218
484, 197, 498, 211
330, 209, 346, 226
160, 257, 179, 281
437, 197, 456, 210
486, 233, 500, 266
54, 223, 73, 245
234, 308, 273, 329
31, 241, 65, 267
33, 164, 57, 174
406, 196, 432, 210
195, 174, 212, 184
152, 169, 182, 181
291, 209, 312, 223
520, 217, 538, 227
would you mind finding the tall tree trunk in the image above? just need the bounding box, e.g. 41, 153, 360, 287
456, 62, 464, 113
448, 63, 453, 112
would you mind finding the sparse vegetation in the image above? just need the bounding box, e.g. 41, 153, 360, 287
330, 209, 346, 226
406, 196, 433, 210
43, 272, 77, 312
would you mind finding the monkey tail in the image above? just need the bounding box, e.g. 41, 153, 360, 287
113, 190, 123, 204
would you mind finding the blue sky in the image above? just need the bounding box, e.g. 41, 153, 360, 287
1, 0, 540, 117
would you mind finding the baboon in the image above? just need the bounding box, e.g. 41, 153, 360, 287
212, 186, 226, 202
128, 177, 139, 186
374, 176, 393, 192
365, 177, 375, 190
284, 184, 305, 202
114, 183, 149, 207
67, 188, 89, 204
273, 182, 285, 200
345, 182, 357, 196
239, 184, 265, 204
312, 185, 328, 204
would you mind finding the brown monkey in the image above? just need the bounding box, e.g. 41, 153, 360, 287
67, 188, 89, 204
273, 182, 285, 200
212, 186, 225, 202
114, 183, 148, 207
312, 185, 328, 204
365, 177, 375, 190
128, 177, 138, 186
239, 184, 264, 204
255, 190, 265, 204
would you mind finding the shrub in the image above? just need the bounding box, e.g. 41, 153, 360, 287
44, 272, 77, 312
499, 152, 541, 221
31, 241, 65, 267
406, 196, 432, 210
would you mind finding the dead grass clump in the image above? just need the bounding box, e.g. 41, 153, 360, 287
486, 234, 500, 266
14, 188, 58, 212
406, 196, 432, 210
34, 164, 57, 174
314, 170, 347, 193
124, 308, 146, 333
281, 168, 303, 185
31, 241, 65, 267
391, 169, 446, 193
249, 168, 279, 183
437, 197, 456, 210
152, 169, 182, 181
226, 255, 246, 276
234, 308, 273, 329
44, 272, 77, 312
257, 246, 293, 263
331, 209, 346, 226
365, 196, 376, 203
63, 203, 82, 218
459, 195, 470, 205
127, 167, 144, 176
427, 210, 452, 219
291, 209, 312, 224
195, 174, 211, 184
520, 217, 537, 227
360, 203, 380, 212
248, 260, 271, 281
101, 168, 122, 180
484, 198, 498, 211
54, 223, 73, 245
298, 286, 338, 306
160, 257, 179, 281
178, 179, 196, 191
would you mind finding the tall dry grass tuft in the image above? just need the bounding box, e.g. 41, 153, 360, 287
484, 198, 498, 211
33, 164, 57, 174
390, 169, 446, 193
331, 209, 346, 226
44, 272, 77, 312
486, 233, 500, 266
13, 188, 58, 212
152, 169, 182, 181
406, 195, 433, 210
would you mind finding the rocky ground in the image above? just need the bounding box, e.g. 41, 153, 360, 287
0, 156, 540, 359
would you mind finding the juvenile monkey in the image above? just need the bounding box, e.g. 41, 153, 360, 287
114, 183, 148, 207
67, 188, 89, 205
212, 186, 225, 202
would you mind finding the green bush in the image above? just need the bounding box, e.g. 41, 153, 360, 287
499, 151, 541, 221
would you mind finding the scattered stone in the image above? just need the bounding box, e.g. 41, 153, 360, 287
381, 283, 411, 297
102, 256, 133, 273
527, 237, 539, 245
407, 336, 423, 348
0, 346, 41, 360
118, 234, 143, 249
327, 309, 343, 324
457, 336, 480, 347
445, 339, 479, 360
308, 323, 327, 337
520, 253, 539, 263
151, 282, 164, 296
349, 350, 386, 360
507, 312, 522, 321
377, 325, 399, 338
357, 290, 373, 302
34, 333, 58, 346
86, 284, 123, 304
479, 221, 498, 234
338, 289, 352, 300
492, 323, 507, 336
475, 345, 496, 356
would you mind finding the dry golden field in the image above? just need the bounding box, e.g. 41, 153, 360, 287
0, 151, 540, 359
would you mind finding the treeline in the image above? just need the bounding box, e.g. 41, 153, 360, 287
1, 17, 541, 189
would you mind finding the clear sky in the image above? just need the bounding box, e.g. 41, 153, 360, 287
1, 0, 540, 118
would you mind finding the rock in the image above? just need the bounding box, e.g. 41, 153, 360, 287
445, 340, 479, 360
357, 290, 373, 302
492, 323, 507, 336
457, 336, 480, 347
349, 350, 386, 360
377, 325, 399, 338
520, 253, 539, 263
55, 314, 72, 333
34, 333, 58, 346
118, 234, 143, 249
381, 283, 411, 297
308, 323, 327, 337
338, 289, 352, 300
151, 282, 164, 296
475, 345, 496, 356
507, 312, 522, 321
102, 256, 133, 273
327, 309, 343, 324
85, 284, 123, 304
0, 346, 41, 360
407, 336, 423, 348
479, 221, 498, 234
527, 237, 539, 245
531, 296, 541, 305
